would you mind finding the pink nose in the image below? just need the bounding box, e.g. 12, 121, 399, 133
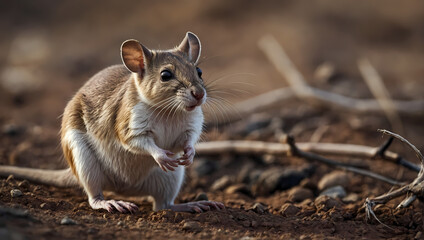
191, 90, 204, 101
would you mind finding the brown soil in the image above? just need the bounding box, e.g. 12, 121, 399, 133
1, 1, 424, 239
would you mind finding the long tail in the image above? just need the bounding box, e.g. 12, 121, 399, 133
0, 166, 79, 188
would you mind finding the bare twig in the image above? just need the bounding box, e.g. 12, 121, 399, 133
196, 138, 409, 185
365, 130, 424, 226
358, 59, 404, 135
196, 140, 420, 172
285, 135, 403, 185
228, 35, 424, 124
378, 129, 424, 163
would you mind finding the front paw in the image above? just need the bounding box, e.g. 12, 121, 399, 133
153, 150, 179, 172
178, 145, 195, 166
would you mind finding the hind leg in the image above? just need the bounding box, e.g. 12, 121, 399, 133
64, 130, 138, 213
141, 166, 224, 212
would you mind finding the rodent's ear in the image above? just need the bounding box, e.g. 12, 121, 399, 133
178, 32, 201, 64
121, 39, 152, 73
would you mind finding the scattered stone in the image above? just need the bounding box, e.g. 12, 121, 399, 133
40, 203, 48, 209
194, 192, 208, 201
249, 203, 267, 214
32, 186, 41, 193
252, 165, 315, 196
17, 180, 29, 188
2, 124, 22, 136
224, 184, 251, 196
314, 195, 341, 211
191, 158, 218, 177
211, 175, 232, 191
343, 193, 360, 203
60, 216, 77, 225
237, 163, 255, 183
117, 221, 125, 227
10, 189, 23, 198
415, 231, 422, 240
318, 171, 349, 191
6, 175, 14, 182
280, 203, 300, 217
288, 187, 314, 202
247, 170, 263, 185
182, 221, 202, 232
320, 185, 347, 199
299, 178, 317, 190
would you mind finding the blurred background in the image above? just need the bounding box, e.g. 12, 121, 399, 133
0, 0, 423, 164
1, 1, 424, 238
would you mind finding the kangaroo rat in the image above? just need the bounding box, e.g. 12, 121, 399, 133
0, 32, 224, 213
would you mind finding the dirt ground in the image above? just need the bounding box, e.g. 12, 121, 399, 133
1, 0, 424, 239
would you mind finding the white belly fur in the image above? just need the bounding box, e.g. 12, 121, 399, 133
64, 103, 202, 195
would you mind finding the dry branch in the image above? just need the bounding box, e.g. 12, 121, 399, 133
365, 130, 424, 225
215, 35, 424, 123
358, 59, 404, 135
196, 137, 422, 185
196, 140, 420, 172
284, 135, 403, 185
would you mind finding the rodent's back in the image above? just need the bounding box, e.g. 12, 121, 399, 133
61, 65, 132, 136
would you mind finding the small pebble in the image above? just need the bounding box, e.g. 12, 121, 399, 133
320, 185, 347, 199
250, 202, 267, 214
343, 193, 360, 203
60, 216, 77, 225
17, 180, 29, 188
288, 187, 314, 202
211, 175, 232, 191
224, 183, 251, 196
182, 221, 202, 232
117, 221, 125, 227
318, 171, 349, 191
253, 165, 314, 196
10, 189, 23, 198
314, 195, 341, 211
280, 203, 300, 217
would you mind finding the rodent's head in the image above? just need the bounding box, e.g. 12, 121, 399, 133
121, 32, 206, 112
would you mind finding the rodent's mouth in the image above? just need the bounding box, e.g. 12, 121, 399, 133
185, 105, 197, 111
184, 95, 206, 111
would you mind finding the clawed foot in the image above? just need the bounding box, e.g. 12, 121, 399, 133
170, 200, 225, 213
90, 198, 138, 213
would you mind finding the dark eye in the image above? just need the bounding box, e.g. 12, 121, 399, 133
196, 67, 202, 78
160, 70, 173, 82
